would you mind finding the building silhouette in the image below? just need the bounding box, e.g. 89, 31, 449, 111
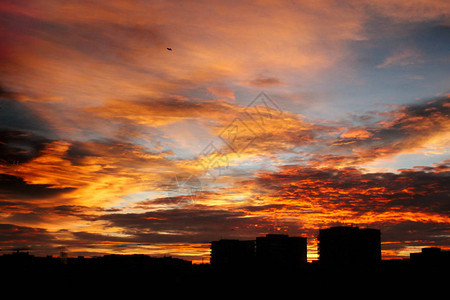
318, 226, 381, 266
210, 239, 255, 268
210, 234, 307, 269
256, 234, 307, 268
410, 247, 449, 267
1, 234, 448, 288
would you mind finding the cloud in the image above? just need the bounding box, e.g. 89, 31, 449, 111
0, 174, 75, 200
0, 0, 369, 108
0, 223, 56, 247
380, 220, 450, 258
79, 159, 449, 248
242, 76, 287, 87
0, 130, 51, 166
381, 221, 450, 245
0, 85, 55, 135
368, 0, 450, 23
376, 47, 423, 68
340, 128, 373, 139
93, 208, 268, 243
255, 161, 450, 219
85, 98, 238, 128
206, 87, 235, 99
327, 96, 450, 166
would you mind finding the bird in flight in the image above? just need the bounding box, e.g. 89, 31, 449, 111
167, 48, 172, 51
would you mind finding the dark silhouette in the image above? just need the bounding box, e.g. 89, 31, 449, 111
210, 239, 255, 268
167, 47, 172, 51
318, 226, 381, 267
210, 234, 307, 270
256, 234, 307, 269
1, 227, 448, 288
410, 247, 449, 268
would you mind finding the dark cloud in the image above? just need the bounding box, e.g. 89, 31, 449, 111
0, 223, 55, 246
52, 205, 96, 217
0, 88, 53, 135
63, 138, 175, 171
239, 204, 288, 212
95, 207, 288, 243
380, 221, 450, 246
0, 85, 19, 99
64, 141, 98, 164
138, 196, 196, 207
3, 212, 45, 224
374, 96, 449, 141
385, 168, 450, 214
99, 208, 244, 231
325, 96, 450, 165
0, 86, 55, 165
0, 130, 51, 166
0, 174, 75, 200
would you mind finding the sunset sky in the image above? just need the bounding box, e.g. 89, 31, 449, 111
0, 0, 449, 263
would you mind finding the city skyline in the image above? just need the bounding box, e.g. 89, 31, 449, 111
0, 225, 444, 264
2, 226, 447, 269
3, 237, 447, 290
0, 1, 449, 264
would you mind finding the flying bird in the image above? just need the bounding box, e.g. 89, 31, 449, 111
167, 48, 172, 51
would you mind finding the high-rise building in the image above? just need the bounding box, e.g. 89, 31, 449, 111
256, 234, 307, 268
318, 226, 381, 266
210, 239, 255, 268
210, 234, 308, 269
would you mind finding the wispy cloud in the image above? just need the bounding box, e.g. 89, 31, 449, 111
376, 47, 424, 69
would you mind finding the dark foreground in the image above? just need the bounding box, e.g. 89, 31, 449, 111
1, 253, 448, 294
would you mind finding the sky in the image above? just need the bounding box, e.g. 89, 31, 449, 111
0, 0, 449, 263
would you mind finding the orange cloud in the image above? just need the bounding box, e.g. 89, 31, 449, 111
340, 129, 373, 139
85, 98, 238, 128
0, 0, 369, 108
206, 87, 235, 99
